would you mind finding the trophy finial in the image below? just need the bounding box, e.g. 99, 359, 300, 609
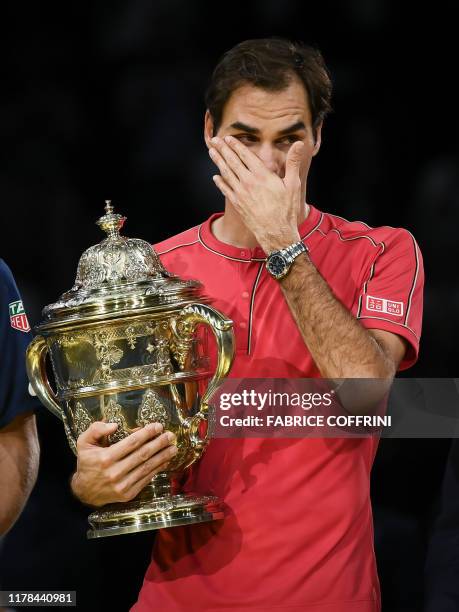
97, 200, 126, 238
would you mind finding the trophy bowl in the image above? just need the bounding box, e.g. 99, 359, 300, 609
26, 201, 235, 538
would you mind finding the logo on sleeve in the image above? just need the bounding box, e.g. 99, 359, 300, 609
366, 295, 404, 317
9, 300, 31, 332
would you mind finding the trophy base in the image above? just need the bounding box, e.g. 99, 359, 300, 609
87, 487, 224, 538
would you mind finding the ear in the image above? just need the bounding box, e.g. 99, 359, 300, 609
312, 121, 323, 157
204, 110, 214, 149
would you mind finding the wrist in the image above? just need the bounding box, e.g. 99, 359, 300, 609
266, 239, 308, 280
278, 250, 313, 285
70, 471, 82, 498
70, 471, 93, 506
260, 230, 301, 254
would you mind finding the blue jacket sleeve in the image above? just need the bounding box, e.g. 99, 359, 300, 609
0, 258, 40, 429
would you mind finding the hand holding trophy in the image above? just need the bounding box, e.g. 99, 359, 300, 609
26, 201, 235, 538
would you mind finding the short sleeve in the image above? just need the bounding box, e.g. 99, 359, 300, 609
0, 259, 39, 428
355, 229, 424, 371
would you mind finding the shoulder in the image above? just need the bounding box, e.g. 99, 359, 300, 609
0, 259, 19, 298
0, 259, 14, 285
154, 224, 201, 255
320, 211, 420, 256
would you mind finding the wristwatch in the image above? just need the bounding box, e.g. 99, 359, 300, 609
265, 240, 308, 280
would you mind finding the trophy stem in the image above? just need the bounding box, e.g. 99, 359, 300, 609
86, 471, 224, 539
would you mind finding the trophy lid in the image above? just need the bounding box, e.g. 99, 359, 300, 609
39, 201, 203, 330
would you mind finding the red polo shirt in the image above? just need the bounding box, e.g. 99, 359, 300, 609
132, 205, 423, 612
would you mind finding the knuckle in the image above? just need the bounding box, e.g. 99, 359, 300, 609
139, 446, 152, 462
99, 452, 112, 470
88, 421, 103, 437
83, 422, 95, 436
156, 449, 170, 464
127, 433, 140, 449
161, 432, 173, 447
143, 460, 155, 475
107, 468, 120, 484
116, 488, 130, 502
113, 481, 127, 496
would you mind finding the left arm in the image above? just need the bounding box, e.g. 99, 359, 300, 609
278, 252, 406, 379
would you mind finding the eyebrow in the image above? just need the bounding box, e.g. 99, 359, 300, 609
229, 120, 306, 135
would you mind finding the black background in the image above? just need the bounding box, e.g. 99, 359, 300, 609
1, 2, 458, 611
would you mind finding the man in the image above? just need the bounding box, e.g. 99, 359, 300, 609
0, 259, 39, 536
71, 38, 424, 611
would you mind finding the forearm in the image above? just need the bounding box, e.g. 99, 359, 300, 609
279, 253, 396, 380
0, 413, 39, 535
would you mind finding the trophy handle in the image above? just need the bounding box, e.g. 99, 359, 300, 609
26, 335, 64, 421
26, 336, 78, 455
177, 303, 235, 449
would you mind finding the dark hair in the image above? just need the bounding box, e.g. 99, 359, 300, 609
205, 37, 333, 140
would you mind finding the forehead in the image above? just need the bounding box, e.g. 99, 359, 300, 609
221, 77, 312, 132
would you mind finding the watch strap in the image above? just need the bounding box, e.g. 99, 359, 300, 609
266, 239, 308, 279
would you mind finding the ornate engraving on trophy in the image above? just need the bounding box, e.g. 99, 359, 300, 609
155, 337, 173, 374
143, 320, 173, 375
56, 333, 76, 347
62, 411, 78, 455
170, 316, 195, 370
75, 232, 167, 289
125, 324, 137, 349
103, 241, 122, 280
72, 401, 93, 438
104, 398, 131, 443
93, 330, 123, 382
136, 389, 169, 428
67, 378, 86, 390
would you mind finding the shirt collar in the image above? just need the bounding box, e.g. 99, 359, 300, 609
199, 205, 322, 261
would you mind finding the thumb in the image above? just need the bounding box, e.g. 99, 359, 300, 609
284, 141, 304, 188
78, 420, 118, 447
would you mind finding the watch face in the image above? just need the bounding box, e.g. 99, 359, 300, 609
267, 254, 287, 277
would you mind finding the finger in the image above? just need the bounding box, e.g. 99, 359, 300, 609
210, 137, 250, 179
284, 141, 304, 188
222, 135, 266, 174
122, 445, 177, 492
122, 462, 170, 501
212, 175, 238, 206
208, 147, 240, 192
77, 421, 118, 448
106, 422, 164, 462
109, 431, 176, 478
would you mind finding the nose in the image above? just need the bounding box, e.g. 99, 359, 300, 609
256, 143, 282, 175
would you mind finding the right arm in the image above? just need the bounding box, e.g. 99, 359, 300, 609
0, 259, 41, 533
71, 421, 177, 507
0, 411, 39, 535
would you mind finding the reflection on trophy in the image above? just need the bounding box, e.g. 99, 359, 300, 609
26, 201, 235, 538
